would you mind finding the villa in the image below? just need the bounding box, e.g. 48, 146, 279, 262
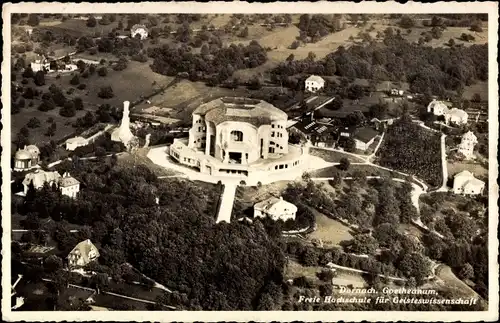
68, 239, 100, 268
169, 97, 305, 178
452, 170, 485, 195
254, 196, 297, 221
305, 75, 325, 93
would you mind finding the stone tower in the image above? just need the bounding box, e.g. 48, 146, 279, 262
111, 101, 135, 148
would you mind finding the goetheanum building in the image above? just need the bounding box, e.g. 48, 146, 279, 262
169, 97, 305, 178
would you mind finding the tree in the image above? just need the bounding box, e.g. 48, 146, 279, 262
34, 71, 45, 86
98, 67, 108, 77
87, 16, 97, 28
448, 38, 455, 47
60, 101, 76, 117
458, 263, 474, 280
346, 234, 379, 255
471, 93, 481, 103
239, 26, 249, 38
399, 16, 415, 29
45, 123, 57, 137
339, 157, 350, 171
44, 255, 63, 273
27, 14, 40, 26
98, 86, 114, 99
70, 74, 80, 85
27, 117, 41, 128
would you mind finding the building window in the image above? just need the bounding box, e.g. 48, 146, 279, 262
272, 124, 275, 128
269, 147, 275, 153
271, 132, 275, 137
231, 130, 243, 142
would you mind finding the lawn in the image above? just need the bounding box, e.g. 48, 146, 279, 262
463, 81, 488, 101
307, 209, 354, 248
11, 60, 171, 148
447, 160, 488, 180
309, 148, 366, 163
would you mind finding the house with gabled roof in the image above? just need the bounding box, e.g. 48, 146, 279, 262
68, 239, 100, 268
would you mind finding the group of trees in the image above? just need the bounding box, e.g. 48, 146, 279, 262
377, 117, 443, 187
297, 14, 344, 43
271, 33, 488, 97
149, 41, 267, 85
15, 157, 287, 310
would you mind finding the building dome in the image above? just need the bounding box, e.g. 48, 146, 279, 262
15, 149, 32, 160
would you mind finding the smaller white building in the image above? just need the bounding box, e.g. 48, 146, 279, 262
445, 108, 468, 126
457, 131, 478, 159
65, 136, 88, 151
59, 172, 80, 198
254, 196, 297, 222
68, 239, 100, 268
427, 99, 449, 116
131, 24, 148, 40
305, 75, 325, 93
390, 89, 404, 96
30, 58, 50, 73
453, 170, 485, 195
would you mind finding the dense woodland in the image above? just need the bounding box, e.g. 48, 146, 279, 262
271, 32, 488, 97
14, 158, 287, 310
377, 117, 442, 187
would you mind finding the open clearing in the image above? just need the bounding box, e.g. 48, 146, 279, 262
307, 209, 354, 248
447, 160, 488, 179
309, 148, 366, 163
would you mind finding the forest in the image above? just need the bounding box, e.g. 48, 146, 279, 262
14, 158, 286, 310
148, 41, 268, 85
271, 31, 488, 96
376, 117, 442, 187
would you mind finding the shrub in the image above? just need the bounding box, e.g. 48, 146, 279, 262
97, 67, 108, 77
98, 86, 114, 99
77, 84, 87, 90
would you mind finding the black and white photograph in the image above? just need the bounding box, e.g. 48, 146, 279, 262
1, 2, 498, 322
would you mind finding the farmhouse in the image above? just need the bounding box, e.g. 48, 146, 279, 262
13, 145, 40, 172
169, 97, 305, 177
390, 89, 404, 96
427, 99, 449, 116
457, 131, 478, 159
67, 239, 100, 268
445, 108, 468, 126
452, 170, 485, 195
353, 127, 379, 151
254, 196, 297, 221
131, 24, 148, 40
59, 172, 80, 199
305, 75, 325, 93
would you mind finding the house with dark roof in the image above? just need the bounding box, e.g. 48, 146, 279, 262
353, 127, 379, 151
289, 118, 338, 148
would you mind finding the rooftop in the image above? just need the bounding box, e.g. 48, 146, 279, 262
354, 127, 379, 143
194, 97, 287, 127
306, 75, 325, 84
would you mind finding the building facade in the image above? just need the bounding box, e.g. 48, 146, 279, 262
457, 131, 478, 159
453, 170, 485, 195
254, 197, 297, 221
427, 99, 449, 116
68, 239, 100, 268
65, 136, 88, 151
59, 172, 81, 198
305, 75, 325, 93
169, 97, 305, 177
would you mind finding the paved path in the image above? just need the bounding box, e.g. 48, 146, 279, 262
216, 183, 237, 224
436, 134, 449, 192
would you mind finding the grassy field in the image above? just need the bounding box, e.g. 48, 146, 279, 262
309, 148, 366, 163
307, 209, 354, 248
447, 160, 488, 179
11, 60, 170, 148
463, 81, 488, 101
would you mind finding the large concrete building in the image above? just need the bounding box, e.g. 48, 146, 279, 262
169, 97, 305, 177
